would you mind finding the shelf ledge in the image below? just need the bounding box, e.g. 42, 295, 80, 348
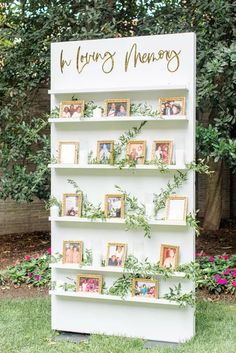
48, 115, 188, 123
48, 163, 187, 171
49, 290, 183, 306
48, 85, 189, 94
50, 263, 186, 278
49, 217, 187, 226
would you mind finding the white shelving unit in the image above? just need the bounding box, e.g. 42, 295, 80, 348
50, 33, 196, 343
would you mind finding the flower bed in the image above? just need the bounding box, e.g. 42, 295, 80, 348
196, 252, 236, 295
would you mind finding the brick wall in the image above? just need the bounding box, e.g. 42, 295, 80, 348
0, 87, 234, 235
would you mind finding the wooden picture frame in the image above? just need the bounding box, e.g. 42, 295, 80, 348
104, 194, 125, 218
96, 140, 114, 164
58, 141, 80, 164
62, 240, 83, 264
59, 100, 85, 118
127, 140, 146, 165
76, 274, 102, 294
159, 97, 186, 116
165, 195, 188, 221
152, 140, 173, 165
132, 278, 158, 298
106, 242, 127, 267
62, 193, 83, 217
160, 244, 179, 270
104, 99, 130, 117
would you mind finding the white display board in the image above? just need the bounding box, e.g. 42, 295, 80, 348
50, 33, 196, 343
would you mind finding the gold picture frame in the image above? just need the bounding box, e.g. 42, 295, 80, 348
96, 140, 114, 164
106, 242, 127, 267
62, 240, 83, 264
127, 140, 146, 165
104, 194, 125, 218
104, 99, 130, 117
160, 244, 179, 270
132, 278, 158, 298
151, 140, 173, 165
159, 97, 186, 116
62, 193, 83, 217
165, 195, 188, 221
59, 100, 85, 118
76, 274, 102, 294
58, 141, 80, 164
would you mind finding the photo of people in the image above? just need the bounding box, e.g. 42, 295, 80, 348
152, 140, 173, 164
58, 141, 79, 164
63, 241, 83, 264
59, 100, 85, 118
160, 244, 179, 270
97, 141, 114, 164
76, 274, 102, 293
127, 140, 146, 165
105, 99, 130, 117
106, 242, 127, 267
132, 279, 158, 298
105, 194, 124, 218
62, 193, 82, 217
159, 97, 185, 116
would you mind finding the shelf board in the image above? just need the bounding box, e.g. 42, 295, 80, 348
48, 115, 188, 123
49, 217, 187, 227
50, 263, 186, 278
48, 163, 187, 171
49, 290, 182, 306
49, 85, 189, 94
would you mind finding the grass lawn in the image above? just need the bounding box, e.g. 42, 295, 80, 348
0, 297, 235, 353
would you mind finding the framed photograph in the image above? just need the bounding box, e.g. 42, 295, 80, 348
165, 195, 188, 221
62, 193, 83, 217
76, 274, 102, 294
105, 194, 125, 218
159, 97, 185, 116
152, 140, 173, 165
105, 99, 130, 117
106, 242, 127, 267
96, 140, 114, 164
59, 100, 85, 118
62, 241, 83, 264
132, 278, 158, 298
127, 140, 146, 165
58, 141, 79, 164
160, 244, 179, 270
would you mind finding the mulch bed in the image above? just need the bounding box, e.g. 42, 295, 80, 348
0, 224, 235, 300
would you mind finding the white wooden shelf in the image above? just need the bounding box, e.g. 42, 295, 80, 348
50, 263, 186, 278
49, 216, 187, 226
48, 163, 187, 171
49, 290, 182, 307
49, 115, 188, 123
49, 85, 189, 95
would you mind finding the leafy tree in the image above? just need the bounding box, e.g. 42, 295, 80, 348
0, 1, 235, 229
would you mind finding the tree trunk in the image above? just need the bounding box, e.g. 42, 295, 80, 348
203, 159, 223, 230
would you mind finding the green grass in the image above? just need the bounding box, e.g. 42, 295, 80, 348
0, 297, 235, 353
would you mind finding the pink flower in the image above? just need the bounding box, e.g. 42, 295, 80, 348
195, 252, 198, 257
231, 282, 236, 287
25, 255, 31, 261
232, 270, 236, 277
214, 274, 220, 279
217, 278, 228, 285
224, 269, 231, 275
35, 275, 41, 281
47, 248, 51, 255
222, 255, 229, 260
28, 272, 33, 278
34, 254, 39, 260
209, 256, 214, 262
202, 252, 206, 257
